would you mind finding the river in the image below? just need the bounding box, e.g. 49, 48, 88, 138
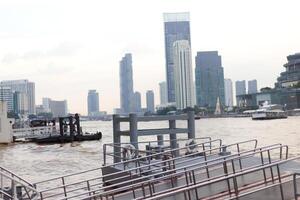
0, 116, 299, 183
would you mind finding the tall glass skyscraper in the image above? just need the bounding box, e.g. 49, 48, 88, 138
87, 90, 99, 116
195, 51, 225, 108
163, 12, 191, 103
119, 53, 134, 114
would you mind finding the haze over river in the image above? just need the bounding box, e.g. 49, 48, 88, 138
0, 117, 299, 183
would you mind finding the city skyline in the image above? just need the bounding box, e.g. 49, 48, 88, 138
1, 0, 300, 114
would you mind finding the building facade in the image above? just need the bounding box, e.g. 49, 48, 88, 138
0, 80, 35, 114
235, 80, 246, 96
163, 12, 191, 103
248, 79, 258, 94
0, 87, 13, 112
49, 99, 68, 118
146, 90, 155, 113
195, 51, 225, 109
173, 40, 195, 109
87, 90, 99, 116
119, 53, 134, 114
133, 91, 142, 113
159, 81, 168, 105
224, 79, 234, 107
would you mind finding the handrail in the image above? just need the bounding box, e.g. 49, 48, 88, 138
34, 139, 258, 198
0, 166, 34, 187
140, 156, 300, 200
43, 144, 286, 200
293, 173, 300, 199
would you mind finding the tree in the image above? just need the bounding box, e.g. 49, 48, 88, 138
156, 106, 176, 115
37, 112, 53, 119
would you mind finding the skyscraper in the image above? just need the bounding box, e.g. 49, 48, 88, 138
133, 91, 141, 112
224, 79, 234, 107
235, 80, 246, 96
173, 40, 195, 109
87, 90, 99, 116
159, 81, 168, 105
248, 79, 258, 94
195, 51, 225, 108
146, 90, 155, 113
119, 53, 134, 114
163, 12, 191, 103
0, 80, 35, 114
42, 97, 51, 112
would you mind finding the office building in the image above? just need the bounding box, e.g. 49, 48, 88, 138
248, 80, 258, 94
133, 91, 142, 113
146, 90, 155, 113
159, 82, 168, 105
13, 92, 28, 114
119, 53, 134, 114
49, 99, 68, 118
163, 12, 191, 103
236, 80, 246, 96
0, 79, 35, 114
195, 51, 225, 108
87, 90, 99, 116
224, 79, 234, 107
173, 40, 195, 109
42, 98, 51, 112
0, 87, 13, 112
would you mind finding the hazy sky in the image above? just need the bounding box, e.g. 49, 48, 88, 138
1, 0, 300, 114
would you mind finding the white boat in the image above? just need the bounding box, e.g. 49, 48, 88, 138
252, 103, 288, 120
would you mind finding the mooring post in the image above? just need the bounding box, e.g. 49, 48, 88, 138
113, 114, 121, 163
187, 111, 195, 139
129, 113, 138, 149
169, 119, 178, 157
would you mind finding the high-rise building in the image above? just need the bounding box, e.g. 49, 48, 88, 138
146, 90, 155, 113
13, 92, 28, 114
163, 12, 191, 103
0, 86, 13, 112
195, 51, 225, 108
87, 90, 99, 116
159, 82, 168, 105
173, 40, 195, 109
235, 80, 246, 96
42, 97, 51, 112
0, 80, 35, 114
119, 53, 134, 114
248, 80, 258, 94
224, 79, 234, 107
49, 99, 68, 118
133, 91, 141, 112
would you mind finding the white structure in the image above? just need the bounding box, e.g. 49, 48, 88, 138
0, 80, 35, 114
159, 82, 168, 105
173, 40, 195, 109
224, 79, 234, 107
248, 79, 258, 94
0, 86, 13, 112
0, 101, 13, 143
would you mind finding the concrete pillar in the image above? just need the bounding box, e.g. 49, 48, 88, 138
187, 111, 195, 139
169, 119, 178, 156
157, 135, 164, 146
113, 114, 121, 163
129, 113, 138, 149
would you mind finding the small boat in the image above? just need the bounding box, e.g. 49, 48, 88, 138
252, 103, 288, 120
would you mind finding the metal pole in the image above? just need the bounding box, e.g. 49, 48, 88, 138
129, 113, 138, 149
169, 119, 178, 157
187, 111, 195, 139
113, 114, 121, 163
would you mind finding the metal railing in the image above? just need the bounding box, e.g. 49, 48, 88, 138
32, 139, 262, 200
0, 166, 40, 199
140, 157, 300, 200
13, 126, 57, 140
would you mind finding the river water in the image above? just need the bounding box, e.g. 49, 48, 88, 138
0, 116, 299, 183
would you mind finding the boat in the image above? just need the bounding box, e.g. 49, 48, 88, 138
252, 103, 288, 120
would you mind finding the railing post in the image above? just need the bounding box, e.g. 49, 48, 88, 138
187, 111, 195, 139
113, 114, 121, 163
129, 114, 138, 149
169, 119, 178, 157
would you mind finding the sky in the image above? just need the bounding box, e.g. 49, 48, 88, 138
1, 0, 300, 114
